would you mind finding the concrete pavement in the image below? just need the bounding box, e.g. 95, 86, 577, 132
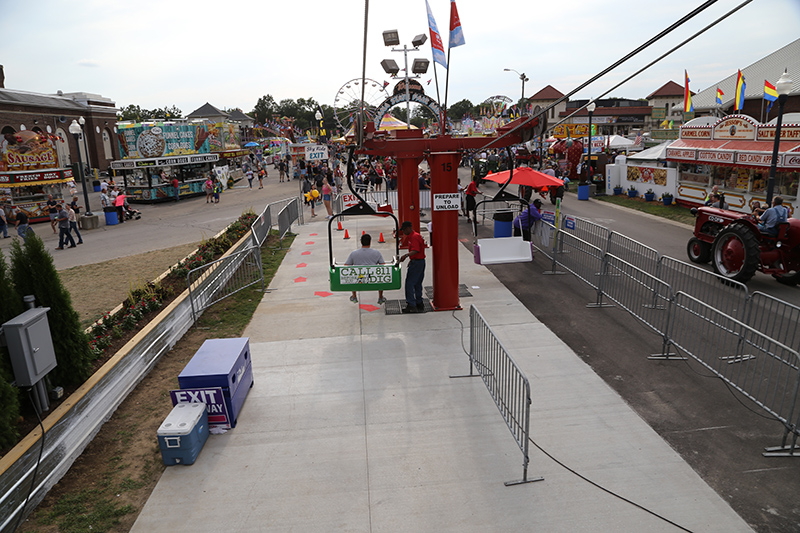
131, 216, 752, 532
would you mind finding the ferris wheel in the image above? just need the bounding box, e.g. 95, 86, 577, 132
333, 78, 391, 131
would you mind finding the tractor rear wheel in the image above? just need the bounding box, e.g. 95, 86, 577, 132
687, 238, 711, 263
712, 224, 760, 283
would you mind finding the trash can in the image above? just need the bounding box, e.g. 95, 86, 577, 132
493, 211, 514, 238
92, 180, 101, 192
103, 206, 118, 226
577, 183, 590, 201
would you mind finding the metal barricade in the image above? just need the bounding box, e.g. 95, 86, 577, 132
277, 203, 292, 244
250, 204, 272, 247
607, 232, 660, 277
669, 292, 800, 456
459, 305, 543, 486
562, 214, 612, 254
532, 220, 556, 260
656, 256, 748, 321
744, 291, 800, 356
599, 254, 672, 337
187, 246, 264, 323
553, 231, 605, 289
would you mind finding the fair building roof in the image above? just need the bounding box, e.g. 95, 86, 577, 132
528, 85, 564, 100
647, 81, 685, 99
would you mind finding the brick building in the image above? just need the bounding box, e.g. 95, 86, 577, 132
0, 65, 119, 173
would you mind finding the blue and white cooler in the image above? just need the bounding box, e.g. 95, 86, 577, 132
158, 402, 209, 465
178, 338, 253, 428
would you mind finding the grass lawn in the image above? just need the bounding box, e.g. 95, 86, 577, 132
590, 193, 696, 226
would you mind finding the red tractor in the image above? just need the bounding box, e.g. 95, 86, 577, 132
687, 206, 800, 285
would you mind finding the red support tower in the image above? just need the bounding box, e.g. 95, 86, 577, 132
359, 117, 540, 311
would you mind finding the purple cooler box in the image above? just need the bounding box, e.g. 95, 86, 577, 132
178, 338, 253, 428
158, 402, 209, 466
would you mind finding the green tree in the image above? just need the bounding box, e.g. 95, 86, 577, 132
0, 250, 22, 450
10, 236, 93, 386
252, 95, 277, 123
151, 105, 183, 120
447, 99, 474, 120
117, 104, 149, 122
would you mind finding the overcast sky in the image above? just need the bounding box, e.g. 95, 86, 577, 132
1, 0, 798, 117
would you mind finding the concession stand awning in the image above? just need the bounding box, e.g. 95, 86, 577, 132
666, 115, 800, 212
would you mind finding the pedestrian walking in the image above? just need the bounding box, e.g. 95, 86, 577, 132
55, 204, 76, 250
204, 176, 214, 203
246, 168, 254, 189
172, 176, 180, 201
259, 167, 266, 189
279, 160, 286, 182
67, 204, 83, 244
0, 205, 8, 238
14, 209, 30, 242
114, 190, 126, 223
46, 194, 58, 234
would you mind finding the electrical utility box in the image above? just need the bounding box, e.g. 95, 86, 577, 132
2, 307, 56, 387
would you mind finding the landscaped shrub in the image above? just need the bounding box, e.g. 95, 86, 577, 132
0, 250, 22, 449
10, 235, 93, 387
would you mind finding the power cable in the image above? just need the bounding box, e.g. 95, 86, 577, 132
11, 389, 47, 533
450, 310, 694, 531
477, 0, 744, 153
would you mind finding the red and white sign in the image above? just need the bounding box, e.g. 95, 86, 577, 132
681, 128, 712, 139
341, 193, 360, 209
784, 153, 800, 168
735, 152, 773, 167
666, 148, 696, 161
757, 126, 800, 141
698, 150, 734, 163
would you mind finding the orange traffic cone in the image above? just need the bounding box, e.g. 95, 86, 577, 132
343, 229, 350, 240
337, 220, 343, 231
378, 232, 385, 243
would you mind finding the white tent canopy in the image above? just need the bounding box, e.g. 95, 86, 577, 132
607, 135, 636, 149
626, 140, 673, 161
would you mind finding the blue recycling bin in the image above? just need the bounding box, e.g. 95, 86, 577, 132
493, 211, 513, 238
577, 184, 590, 201
103, 207, 118, 225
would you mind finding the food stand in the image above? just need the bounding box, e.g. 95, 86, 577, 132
666, 115, 800, 214
111, 121, 241, 203
1, 130, 75, 222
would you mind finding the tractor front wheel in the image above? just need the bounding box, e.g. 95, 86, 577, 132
687, 238, 712, 264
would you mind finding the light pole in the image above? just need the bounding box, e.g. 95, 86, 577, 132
69, 120, 93, 217
381, 31, 429, 130
78, 116, 92, 177
585, 101, 596, 185
766, 70, 793, 206
504, 68, 528, 102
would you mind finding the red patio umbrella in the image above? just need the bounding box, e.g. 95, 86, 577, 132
483, 167, 563, 189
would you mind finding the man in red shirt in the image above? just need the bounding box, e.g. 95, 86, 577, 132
465, 177, 482, 222
171, 176, 180, 202
399, 221, 426, 313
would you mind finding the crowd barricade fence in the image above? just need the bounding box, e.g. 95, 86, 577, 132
743, 291, 800, 356
606, 231, 660, 277
250, 204, 272, 248
553, 231, 604, 290
459, 305, 543, 486
669, 292, 800, 456
656, 256, 749, 321
561, 213, 612, 254
522, 212, 800, 455
598, 254, 672, 338
187, 245, 264, 324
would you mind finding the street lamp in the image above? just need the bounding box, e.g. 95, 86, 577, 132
766, 70, 793, 206
504, 68, 529, 102
382, 31, 429, 130
69, 120, 93, 216
78, 116, 91, 176
585, 101, 596, 184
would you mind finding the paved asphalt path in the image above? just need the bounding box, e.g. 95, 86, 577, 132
0, 175, 307, 270
461, 170, 800, 532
